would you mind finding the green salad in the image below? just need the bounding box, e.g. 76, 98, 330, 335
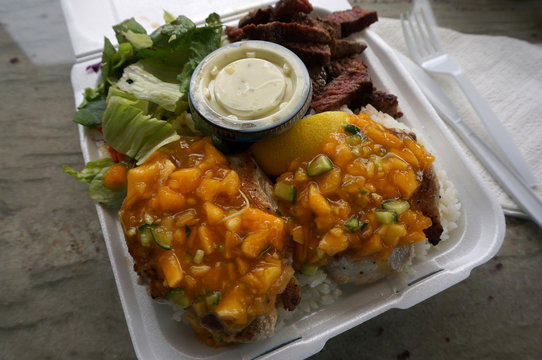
64, 11, 224, 208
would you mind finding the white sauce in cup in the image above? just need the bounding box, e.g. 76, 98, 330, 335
189, 41, 312, 141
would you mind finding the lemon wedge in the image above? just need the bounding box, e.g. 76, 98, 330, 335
250, 111, 351, 176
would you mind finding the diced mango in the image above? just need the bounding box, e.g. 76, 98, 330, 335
308, 184, 331, 216
198, 225, 216, 254
215, 286, 247, 324
358, 234, 383, 256
173, 228, 186, 246
314, 215, 334, 231
292, 226, 304, 244
103, 163, 127, 190
221, 170, 241, 197
241, 208, 285, 250
168, 167, 203, 193
365, 126, 402, 148
157, 186, 186, 212
317, 167, 341, 196
318, 227, 349, 256
393, 169, 419, 199
224, 216, 241, 233
378, 223, 408, 246
224, 230, 242, 259
160, 252, 183, 288
235, 257, 249, 275
252, 264, 282, 294
196, 178, 222, 202
204, 142, 228, 166
203, 201, 224, 225
241, 231, 269, 258
332, 143, 354, 168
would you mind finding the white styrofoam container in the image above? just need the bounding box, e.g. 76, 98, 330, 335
62, 0, 505, 358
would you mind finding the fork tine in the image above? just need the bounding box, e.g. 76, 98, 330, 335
419, 9, 443, 53
401, 12, 422, 63
407, 12, 428, 58
412, 11, 434, 55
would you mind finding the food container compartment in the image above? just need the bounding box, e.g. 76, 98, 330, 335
63, 0, 505, 358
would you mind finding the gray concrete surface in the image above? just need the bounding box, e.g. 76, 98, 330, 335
1, 0, 541, 359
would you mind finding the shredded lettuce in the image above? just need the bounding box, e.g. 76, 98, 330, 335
102, 90, 180, 165
117, 63, 185, 112
63, 158, 126, 209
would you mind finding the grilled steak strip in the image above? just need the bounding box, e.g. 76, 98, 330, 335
225, 26, 245, 42
357, 89, 403, 119
325, 7, 378, 38
326, 54, 367, 78
311, 70, 373, 112
332, 39, 367, 58
282, 42, 331, 67
308, 65, 328, 97
273, 0, 313, 22
239, 6, 273, 27
241, 21, 332, 44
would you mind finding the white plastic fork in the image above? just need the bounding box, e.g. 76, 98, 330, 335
401, 10, 537, 187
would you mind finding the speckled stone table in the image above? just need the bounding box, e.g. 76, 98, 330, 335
1, 1, 541, 359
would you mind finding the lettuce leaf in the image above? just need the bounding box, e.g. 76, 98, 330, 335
100, 12, 222, 94
102, 91, 180, 165
178, 22, 222, 93
117, 63, 185, 112
63, 158, 126, 209
73, 84, 106, 127
101, 38, 135, 86
113, 18, 153, 50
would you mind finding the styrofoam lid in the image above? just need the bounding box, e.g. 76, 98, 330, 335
60, 0, 273, 59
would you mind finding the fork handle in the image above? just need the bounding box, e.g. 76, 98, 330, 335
452, 72, 537, 187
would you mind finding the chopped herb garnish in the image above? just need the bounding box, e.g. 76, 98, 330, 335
344, 124, 361, 135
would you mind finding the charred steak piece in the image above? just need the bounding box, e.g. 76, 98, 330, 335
225, 26, 245, 42
282, 42, 331, 67
319, 17, 342, 39
242, 21, 332, 44
273, 0, 313, 22
239, 6, 273, 27
332, 39, 367, 58
326, 54, 367, 78
325, 7, 378, 38
308, 66, 328, 97
311, 70, 373, 112
358, 90, 403, 119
